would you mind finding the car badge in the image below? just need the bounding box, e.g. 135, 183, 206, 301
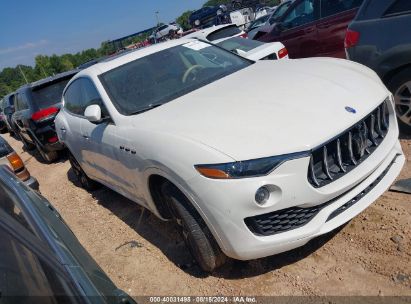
345, 106, 356, 114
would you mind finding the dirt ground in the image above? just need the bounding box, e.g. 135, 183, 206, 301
4, 133, 411, 297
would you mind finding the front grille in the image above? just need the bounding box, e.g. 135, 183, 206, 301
308, 101, 390, 188
245, 156, 397, 237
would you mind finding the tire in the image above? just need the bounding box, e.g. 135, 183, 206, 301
0, 128, 7, 134
233, 1, 242, 9
161, 182, 226, 272
68, 152, 100, 191
19, 132, 36, 150
36, 145, 58, 163
387, 67, 411, 134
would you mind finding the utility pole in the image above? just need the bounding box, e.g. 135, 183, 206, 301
18, 65, 29, 84
154, 11, 160, 44
155, 11, 160, 26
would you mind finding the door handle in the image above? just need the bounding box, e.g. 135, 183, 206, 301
82, 134, 89, 139
304, 27, 315, 34
317, 23, 330, 29
60, 127, 66, 132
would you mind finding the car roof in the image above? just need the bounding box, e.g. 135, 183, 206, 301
77, 38, 202, 77
184, 24, 238, 40
18, 69, 80, 91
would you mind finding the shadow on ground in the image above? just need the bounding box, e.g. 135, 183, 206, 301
22, 145, 68, 165
66, 167, 344, 279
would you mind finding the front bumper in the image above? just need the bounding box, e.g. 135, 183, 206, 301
184, 113, 404, 260
23, 175, 39, 191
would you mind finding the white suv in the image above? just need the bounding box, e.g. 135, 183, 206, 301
55, 38, 405, 272
151, 24, 183, 40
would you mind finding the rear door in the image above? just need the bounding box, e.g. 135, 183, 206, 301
60, 79, 86, 162
277, 0, 321, 58
12, 92, 32, 142
317, 0, 363, 58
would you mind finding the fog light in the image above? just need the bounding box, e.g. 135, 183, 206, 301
255, 187, 270, 205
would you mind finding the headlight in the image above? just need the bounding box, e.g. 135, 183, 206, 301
195, 152, 309, 179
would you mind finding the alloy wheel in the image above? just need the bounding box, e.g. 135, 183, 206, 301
394, 80, 411, 127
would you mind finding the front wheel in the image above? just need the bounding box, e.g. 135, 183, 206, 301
388, 67, 411, 134
19, 132, 36, 151
161, 182, 226, 272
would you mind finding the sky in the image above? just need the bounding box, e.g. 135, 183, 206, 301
0, 0, 205, 69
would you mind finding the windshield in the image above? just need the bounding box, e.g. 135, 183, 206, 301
217, 37, 265, 53
100, 41, 251, 115
32, 78, 71, 109
271, 1, 293, 21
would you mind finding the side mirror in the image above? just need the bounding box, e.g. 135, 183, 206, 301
84, 104, 102, 123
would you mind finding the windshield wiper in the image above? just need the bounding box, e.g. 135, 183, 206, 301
129, 103, 164, 115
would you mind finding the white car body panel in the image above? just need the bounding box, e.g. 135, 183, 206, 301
184, 24, 245, 41
185, 24, 286, 60
237, 42, 288, 60
55, 39, 404, 261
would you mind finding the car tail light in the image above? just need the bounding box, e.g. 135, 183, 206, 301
7, 152, 31, 181
48, 136, 58, 143
278, 47, 288, 59
239, 32, 248, 38
344, 29, 360, 49
7, 152, 25, 171
31, 107, 59, 122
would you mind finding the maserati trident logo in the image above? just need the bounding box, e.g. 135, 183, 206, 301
345, 106, 357, 114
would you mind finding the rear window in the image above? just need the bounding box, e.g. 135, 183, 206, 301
385, 0, 411, 16
31, 78, 71, 109
206, 25, 242, 41
216, 37, 265, 53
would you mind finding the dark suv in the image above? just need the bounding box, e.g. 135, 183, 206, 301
12, 70, 78, 163
255, 0, 363, 58
2, 93, 17, 135
0, 166, 135, 303
189, 6, 225, 27
346, 0, 411, 133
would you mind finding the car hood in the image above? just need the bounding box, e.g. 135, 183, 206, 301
133, 58, 389, 161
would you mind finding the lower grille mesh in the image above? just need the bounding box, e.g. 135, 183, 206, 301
245, 156, 397, 237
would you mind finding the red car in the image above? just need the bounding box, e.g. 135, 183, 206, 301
255, 0, 363, 58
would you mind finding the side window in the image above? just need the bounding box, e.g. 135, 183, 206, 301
384, 0, 411, 16
321, 0, 363, 18
82, 79, 109, 117
283, 0, 316, 28
15, 93, 28, 111
63, 80, 84, 115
